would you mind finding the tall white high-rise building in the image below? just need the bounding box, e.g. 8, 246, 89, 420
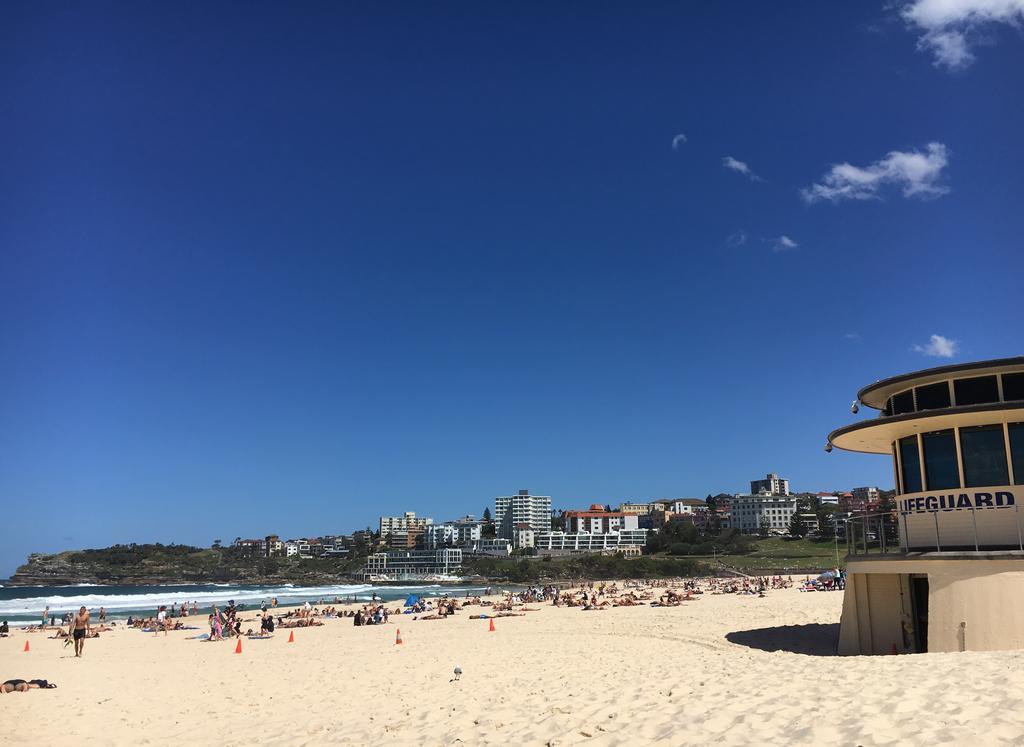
494, 490, 552, 540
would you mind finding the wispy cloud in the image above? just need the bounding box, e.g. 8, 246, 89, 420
722, 156, 763, 182
901, 0, 1024, 70
801, 142, 950, 203
844, 332, 862, 341
725, 230, 747, 248
672, 133, 688, 150
772, 235, 799, 252
913, 334, 959, 358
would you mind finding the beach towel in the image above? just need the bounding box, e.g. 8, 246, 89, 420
246, 635, 274, 640
187, 634, 210, 640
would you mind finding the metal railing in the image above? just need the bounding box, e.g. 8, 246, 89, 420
842, 512, 900, 556
843, 504, 1024, 556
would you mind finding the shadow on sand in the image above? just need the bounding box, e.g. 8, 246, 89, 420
725, 623, 840, 656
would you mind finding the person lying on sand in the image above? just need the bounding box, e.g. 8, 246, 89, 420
2, 679, 57, 694
277, 618, 323, 628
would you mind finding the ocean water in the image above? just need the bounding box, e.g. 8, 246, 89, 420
0, 582, 505, 626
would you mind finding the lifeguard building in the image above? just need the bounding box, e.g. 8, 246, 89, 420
827, 356, 1024, 654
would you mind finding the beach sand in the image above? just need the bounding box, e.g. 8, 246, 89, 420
3, 584, 1023, 745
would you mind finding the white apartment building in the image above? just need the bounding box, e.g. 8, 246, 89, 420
378, 511, 433, 538
668, 499, 706, 514
851, 486, 881, 505
495, 490, 552, 540
513, 526, 535, 549
563, 507, 640, 533
534, 529, 648, 552
423, 518, 484, 549
729, 493, 798, 534
750, 472, 791, 496
470, 538, 512, 556
364, 548, 462, 579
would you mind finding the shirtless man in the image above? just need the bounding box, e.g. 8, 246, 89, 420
70, 606, 90, 657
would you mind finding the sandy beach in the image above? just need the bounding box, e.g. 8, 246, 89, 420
3, 583, 1023, 746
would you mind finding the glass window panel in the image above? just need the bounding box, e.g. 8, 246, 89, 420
915, 381, 951, 411
1010, 423, 1024, 486
892, 390, 915, 415
899, 435, 922, 494
1003, 373, 1024, 403
954, 376, 999, 406
922, 429, 959, 490
960, 425, 1009, 487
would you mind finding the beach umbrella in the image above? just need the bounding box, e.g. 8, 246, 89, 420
404, 594, 420, 607
817, 571, 837, 581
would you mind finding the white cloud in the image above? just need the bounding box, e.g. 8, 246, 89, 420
672, 133, 687, 150
772, 235, 798, 252
901, 0, 1024, 69
725, 229, 747, 248
913, 334, 959, 358
722, 156, 763, 182
801, 142, 950, 203
844, 332, 862, 341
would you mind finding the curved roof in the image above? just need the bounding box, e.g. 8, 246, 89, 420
857, 356, 1024, 409
828, 401, 1024, 454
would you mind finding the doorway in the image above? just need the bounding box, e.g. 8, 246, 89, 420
910, 575, 929, 653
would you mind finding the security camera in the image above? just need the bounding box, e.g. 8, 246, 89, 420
824, 443, 833, 453
850, 400, 860, 414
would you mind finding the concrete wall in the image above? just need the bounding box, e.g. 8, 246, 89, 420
839, 572, 910, 655
841, 556, 1024, 654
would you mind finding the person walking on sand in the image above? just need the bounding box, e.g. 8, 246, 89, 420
70, 606, 90, 657
41, 606, 49, 628
157, 606, 168, 635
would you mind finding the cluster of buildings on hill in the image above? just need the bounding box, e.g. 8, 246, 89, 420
227, 474, 890, 580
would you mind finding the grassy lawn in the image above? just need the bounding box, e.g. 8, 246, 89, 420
689, 536, 844, 572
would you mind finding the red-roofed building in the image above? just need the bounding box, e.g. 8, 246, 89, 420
564, 505, 639, 533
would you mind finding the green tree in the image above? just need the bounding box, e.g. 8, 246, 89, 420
758, 516, 771, 538
483, 507, 492, 522
788, 513, 808, 537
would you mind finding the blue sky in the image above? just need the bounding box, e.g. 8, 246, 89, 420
2, 2, 1023, 576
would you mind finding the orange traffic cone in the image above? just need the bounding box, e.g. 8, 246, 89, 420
489, 618, 496, 632
288, 630, 295, 643
395, 628, 403, 645
234, 638, 242, 654
23, 640, 30, 652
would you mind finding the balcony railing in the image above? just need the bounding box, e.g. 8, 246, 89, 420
843, 505, 1024, 556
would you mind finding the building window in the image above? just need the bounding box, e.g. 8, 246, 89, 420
891, 390, 915, 415
1010, 423, 1024, 486
1003, 373, 1024, 403
954, 375, 999, 406
914, 381, 951, 411
922, 429, 959, 491
899, 435, 922, 494
960, 425, 1009, 487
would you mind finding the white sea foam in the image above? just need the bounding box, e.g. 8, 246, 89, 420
0, 582, 488, 617
0, 584, 375, 616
